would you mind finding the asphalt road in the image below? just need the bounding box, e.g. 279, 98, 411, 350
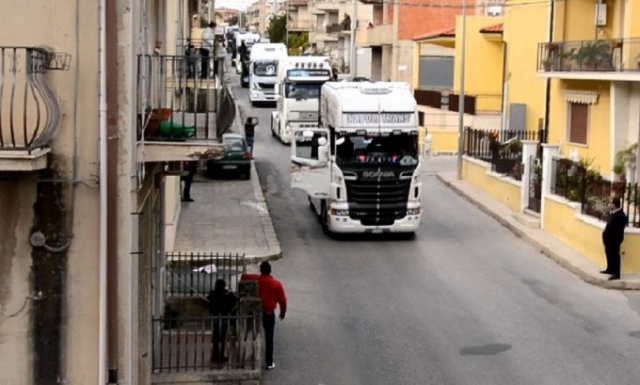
232, 81, 640, 385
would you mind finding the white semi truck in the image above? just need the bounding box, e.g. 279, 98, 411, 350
248, 43, 288, 105
290, 81, 424, 235
270, 56, 333, 144
234, 32, 260, 76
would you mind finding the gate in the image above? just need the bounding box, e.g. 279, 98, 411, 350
527, 156, 542, 213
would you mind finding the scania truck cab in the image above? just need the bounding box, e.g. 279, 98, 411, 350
290, 81, 423, 235
234, 32, 259, 76
248, 43, 288, 105
271, 56, 332, 144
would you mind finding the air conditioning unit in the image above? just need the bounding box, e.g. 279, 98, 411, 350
487, 5, 503, 17
595, 3, 607, 26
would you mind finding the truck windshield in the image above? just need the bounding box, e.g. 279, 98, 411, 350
253, 61, 278, 76
335, 134, 419, 167
285, 82, 324, 99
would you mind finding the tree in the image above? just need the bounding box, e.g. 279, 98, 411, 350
287, 32, 310, 56
267, 14, 287, 44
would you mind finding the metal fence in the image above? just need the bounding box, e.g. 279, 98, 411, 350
165, 252, 246, 299
0, 46, 67, 152
550, 157, 640, 227
464, 127, 543, 178
537, 38, 640, 73
136, 54, 221, 142
152, 314, 259, 373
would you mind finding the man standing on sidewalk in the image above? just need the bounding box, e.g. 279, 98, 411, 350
600, 197, 627, 280
241, 261, 287, 370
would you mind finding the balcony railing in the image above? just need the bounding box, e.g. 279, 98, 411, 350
0, 47, 68, 153
537, 38, 640, 73
136, 54, 225, 142
413, 88, 502, 115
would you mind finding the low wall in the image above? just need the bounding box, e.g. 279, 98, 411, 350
427, 128, 458, 155
543, 194, 640, 273
462, 156, 521, 213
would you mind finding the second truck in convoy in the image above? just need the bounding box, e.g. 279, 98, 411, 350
290, 81, 424, 236
270, 56, 333, 144
248, 43, 288, 104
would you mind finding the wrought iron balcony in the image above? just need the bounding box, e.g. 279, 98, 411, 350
537, 38, 640, 80
0, 47, 69, 170
136, 54, 228, 163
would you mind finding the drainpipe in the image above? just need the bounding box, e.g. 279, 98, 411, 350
500, 41, 508, 132
542, 0, 555, 149
106, 0, 120, 383
98, 0, 108, 382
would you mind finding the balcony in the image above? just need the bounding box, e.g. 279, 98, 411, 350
364, 24, 393, 46
0, 47, 69, 171
289, 20, 312, 31
537, 38, 640, 82
359, 0, 383, 3
137, 54, 229, 163
315, 1, 341, 12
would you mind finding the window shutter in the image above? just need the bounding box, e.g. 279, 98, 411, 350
569, 103, 588, 145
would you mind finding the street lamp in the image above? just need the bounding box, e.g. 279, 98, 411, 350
350, 0, 357, 77
456, 0, 468, 180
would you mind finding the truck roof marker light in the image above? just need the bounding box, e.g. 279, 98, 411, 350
356, 130, 367, 136
392, 130, 402, 135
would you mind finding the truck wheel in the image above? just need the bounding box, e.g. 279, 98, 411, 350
271, 117, 276, 137
308, 197, 315, 212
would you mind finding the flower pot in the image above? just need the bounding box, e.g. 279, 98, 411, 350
160, 121, 196, 139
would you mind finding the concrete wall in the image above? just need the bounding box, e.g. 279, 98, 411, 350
462, 157, 522, 213
502, 0, 550, 131
543, 195, 640, 273
452, 17, 504, 112
0, 0, 102, 383
165, 176, 182, 252
547, 80, 612, 174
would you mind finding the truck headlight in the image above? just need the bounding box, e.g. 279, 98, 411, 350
332, 175, 343, 184
330, 209, 349, 217
406, 208, 421, 215
252, 92, 259, 98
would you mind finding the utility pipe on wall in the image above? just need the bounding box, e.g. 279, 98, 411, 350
98, 0, 108, 382
105, 0, 120, 382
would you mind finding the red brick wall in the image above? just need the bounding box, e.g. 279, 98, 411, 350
397, 0, 476, 40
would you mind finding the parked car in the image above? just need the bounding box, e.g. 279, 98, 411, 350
206, 133, 252, 180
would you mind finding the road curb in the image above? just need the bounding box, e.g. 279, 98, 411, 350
435, 174, 640, 291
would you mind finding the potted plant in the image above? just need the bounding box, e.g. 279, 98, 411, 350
559, 49, 575, 71
614, 142, 638, 181
542, 57, 554, 71
545, 42, 559, 54
574, 41, 611, 70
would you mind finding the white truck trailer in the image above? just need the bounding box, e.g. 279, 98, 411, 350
270, 56, 333, 144
234, 32, 260, 76
290, 81, 423, 236
248, 43, 288, 105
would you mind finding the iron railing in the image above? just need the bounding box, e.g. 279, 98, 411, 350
165, 252, 246, 299
136, 54, 223, 142
537, 38, 640, 72
464, 127, 545, 177
0, 47, 67, 152
152, 314, 259, 373
550, 157, 640, 227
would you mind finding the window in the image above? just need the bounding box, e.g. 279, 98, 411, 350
568, 103, 588, 145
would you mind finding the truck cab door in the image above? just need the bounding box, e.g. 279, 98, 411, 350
290, 128, 331, 199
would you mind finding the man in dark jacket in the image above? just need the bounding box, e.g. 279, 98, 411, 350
181, 161, 198, 202
207, 279, 238, 363
601, 197, 627, 280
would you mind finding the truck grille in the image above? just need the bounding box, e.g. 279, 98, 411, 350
345, 178, 412, 226
257, 83, 275, 90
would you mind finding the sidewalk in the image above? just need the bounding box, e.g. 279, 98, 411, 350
172, 84, 281, 263
436, 171, 640, 290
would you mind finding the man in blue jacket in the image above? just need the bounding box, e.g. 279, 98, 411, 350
601, 197, 627, 280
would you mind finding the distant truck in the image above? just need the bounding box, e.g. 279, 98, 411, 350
270, 56, 333, 144
233, 32, 260, 77
248, 43, 288, 104
290, 81, 423, 236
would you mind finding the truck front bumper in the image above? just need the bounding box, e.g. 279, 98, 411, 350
327, 204, 422, 234
250, 90, 275, 103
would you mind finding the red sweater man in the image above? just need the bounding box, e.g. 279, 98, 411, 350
241, 261, 287, 370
